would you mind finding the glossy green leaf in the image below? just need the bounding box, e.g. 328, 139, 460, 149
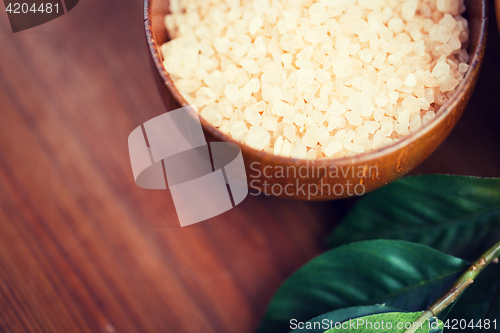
322, 311, 443, 333
290, 305, 401, 333
257, 240, 468, 333
328, 176, 500, 261
444, 265, 500, 333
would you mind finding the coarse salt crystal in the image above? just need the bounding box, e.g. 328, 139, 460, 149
388, 91, 400, 105
358, 49, 374, 63
372, 52, 386, 69
438, 75, 459, 92
316, 126, 329, 143
315, 69, 331, 84
241, 57, 261, 74
437, 0, 461, 16
401, 0, 418, 21
303, 131, 319, 148
402, 96, 421, 113
248, 16, 263, 35
296, 68, 316, 85
332, 59, 353, 78
364, 121, 381, 134
440, 13, 457, 30
418, 98, 431, 110
458, 63, 469, 73
219, 100, 234, 118
196, 87, 218, 107
280, 139, 292, 157
282, 105, 296, 124
235, 71, 250, 87
375, 95, 390, 108
294, 113, 306, 128
274, 135, 284, 155
296, 59, 314, 69
176, 78, 202, 94
201, 104, 223, 127
387, 77, 403, 91
269, 86, 283, 103
219, 120, 231, 135
243, 78, 261, 93
279, 34, 295, 52
244, 107, 262, 126
214, 37, 231, 53
410, 29, 424, 41
324, 141, 343, 157
199, 40, 215, 57
306, 148, 316, 160
320, 0, 342, 8
231, 120, 248, 137
388, 18, 404, 33
358, 0, 380, 11
291, 139, 307, 159
373, 108, 385, 121
282, 53, 293, 68
344, 142, 365, 153
410, 114, 422, 132
379, 119, 394, 136
347, 92, 374, 117
345, 111, 362, 126
224, 65, 240, 83
224, 84, 240, 104
430, 25, 452, 43
312, 98, 329, 112
327, 115, 346, 132
283, 123, 296, 142
422, 111, 436, 125
432, 62, 451, 78
352, 77, 369, 91
422, 75, 439, 88
328, 100, 346, 115
272, 101, 287, 117
404, 73, 418, 88
262, 115, 278, 131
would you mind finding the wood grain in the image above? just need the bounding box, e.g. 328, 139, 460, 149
0, 1, 499, 332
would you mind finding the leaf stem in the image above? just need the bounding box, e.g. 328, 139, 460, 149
404, 240, 500, 333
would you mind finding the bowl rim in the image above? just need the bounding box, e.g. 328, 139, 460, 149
144, 0, 489, 167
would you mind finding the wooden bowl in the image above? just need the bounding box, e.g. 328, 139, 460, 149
144, 0, 488, 201
496, 0, 500, 36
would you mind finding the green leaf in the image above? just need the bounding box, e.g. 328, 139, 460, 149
290, 305, 401, 333
444, 264, 500, 333
322, 311, 443, 333
257, 240, 468, 333
327, 175, 500, 261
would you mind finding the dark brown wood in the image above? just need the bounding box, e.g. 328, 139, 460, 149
147, 0, 489, 200
0, 0, 500, 332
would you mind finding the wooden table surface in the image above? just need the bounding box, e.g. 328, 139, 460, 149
1, 1, 499, 332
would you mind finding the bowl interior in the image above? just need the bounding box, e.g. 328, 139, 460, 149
145, 0, 488, 167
